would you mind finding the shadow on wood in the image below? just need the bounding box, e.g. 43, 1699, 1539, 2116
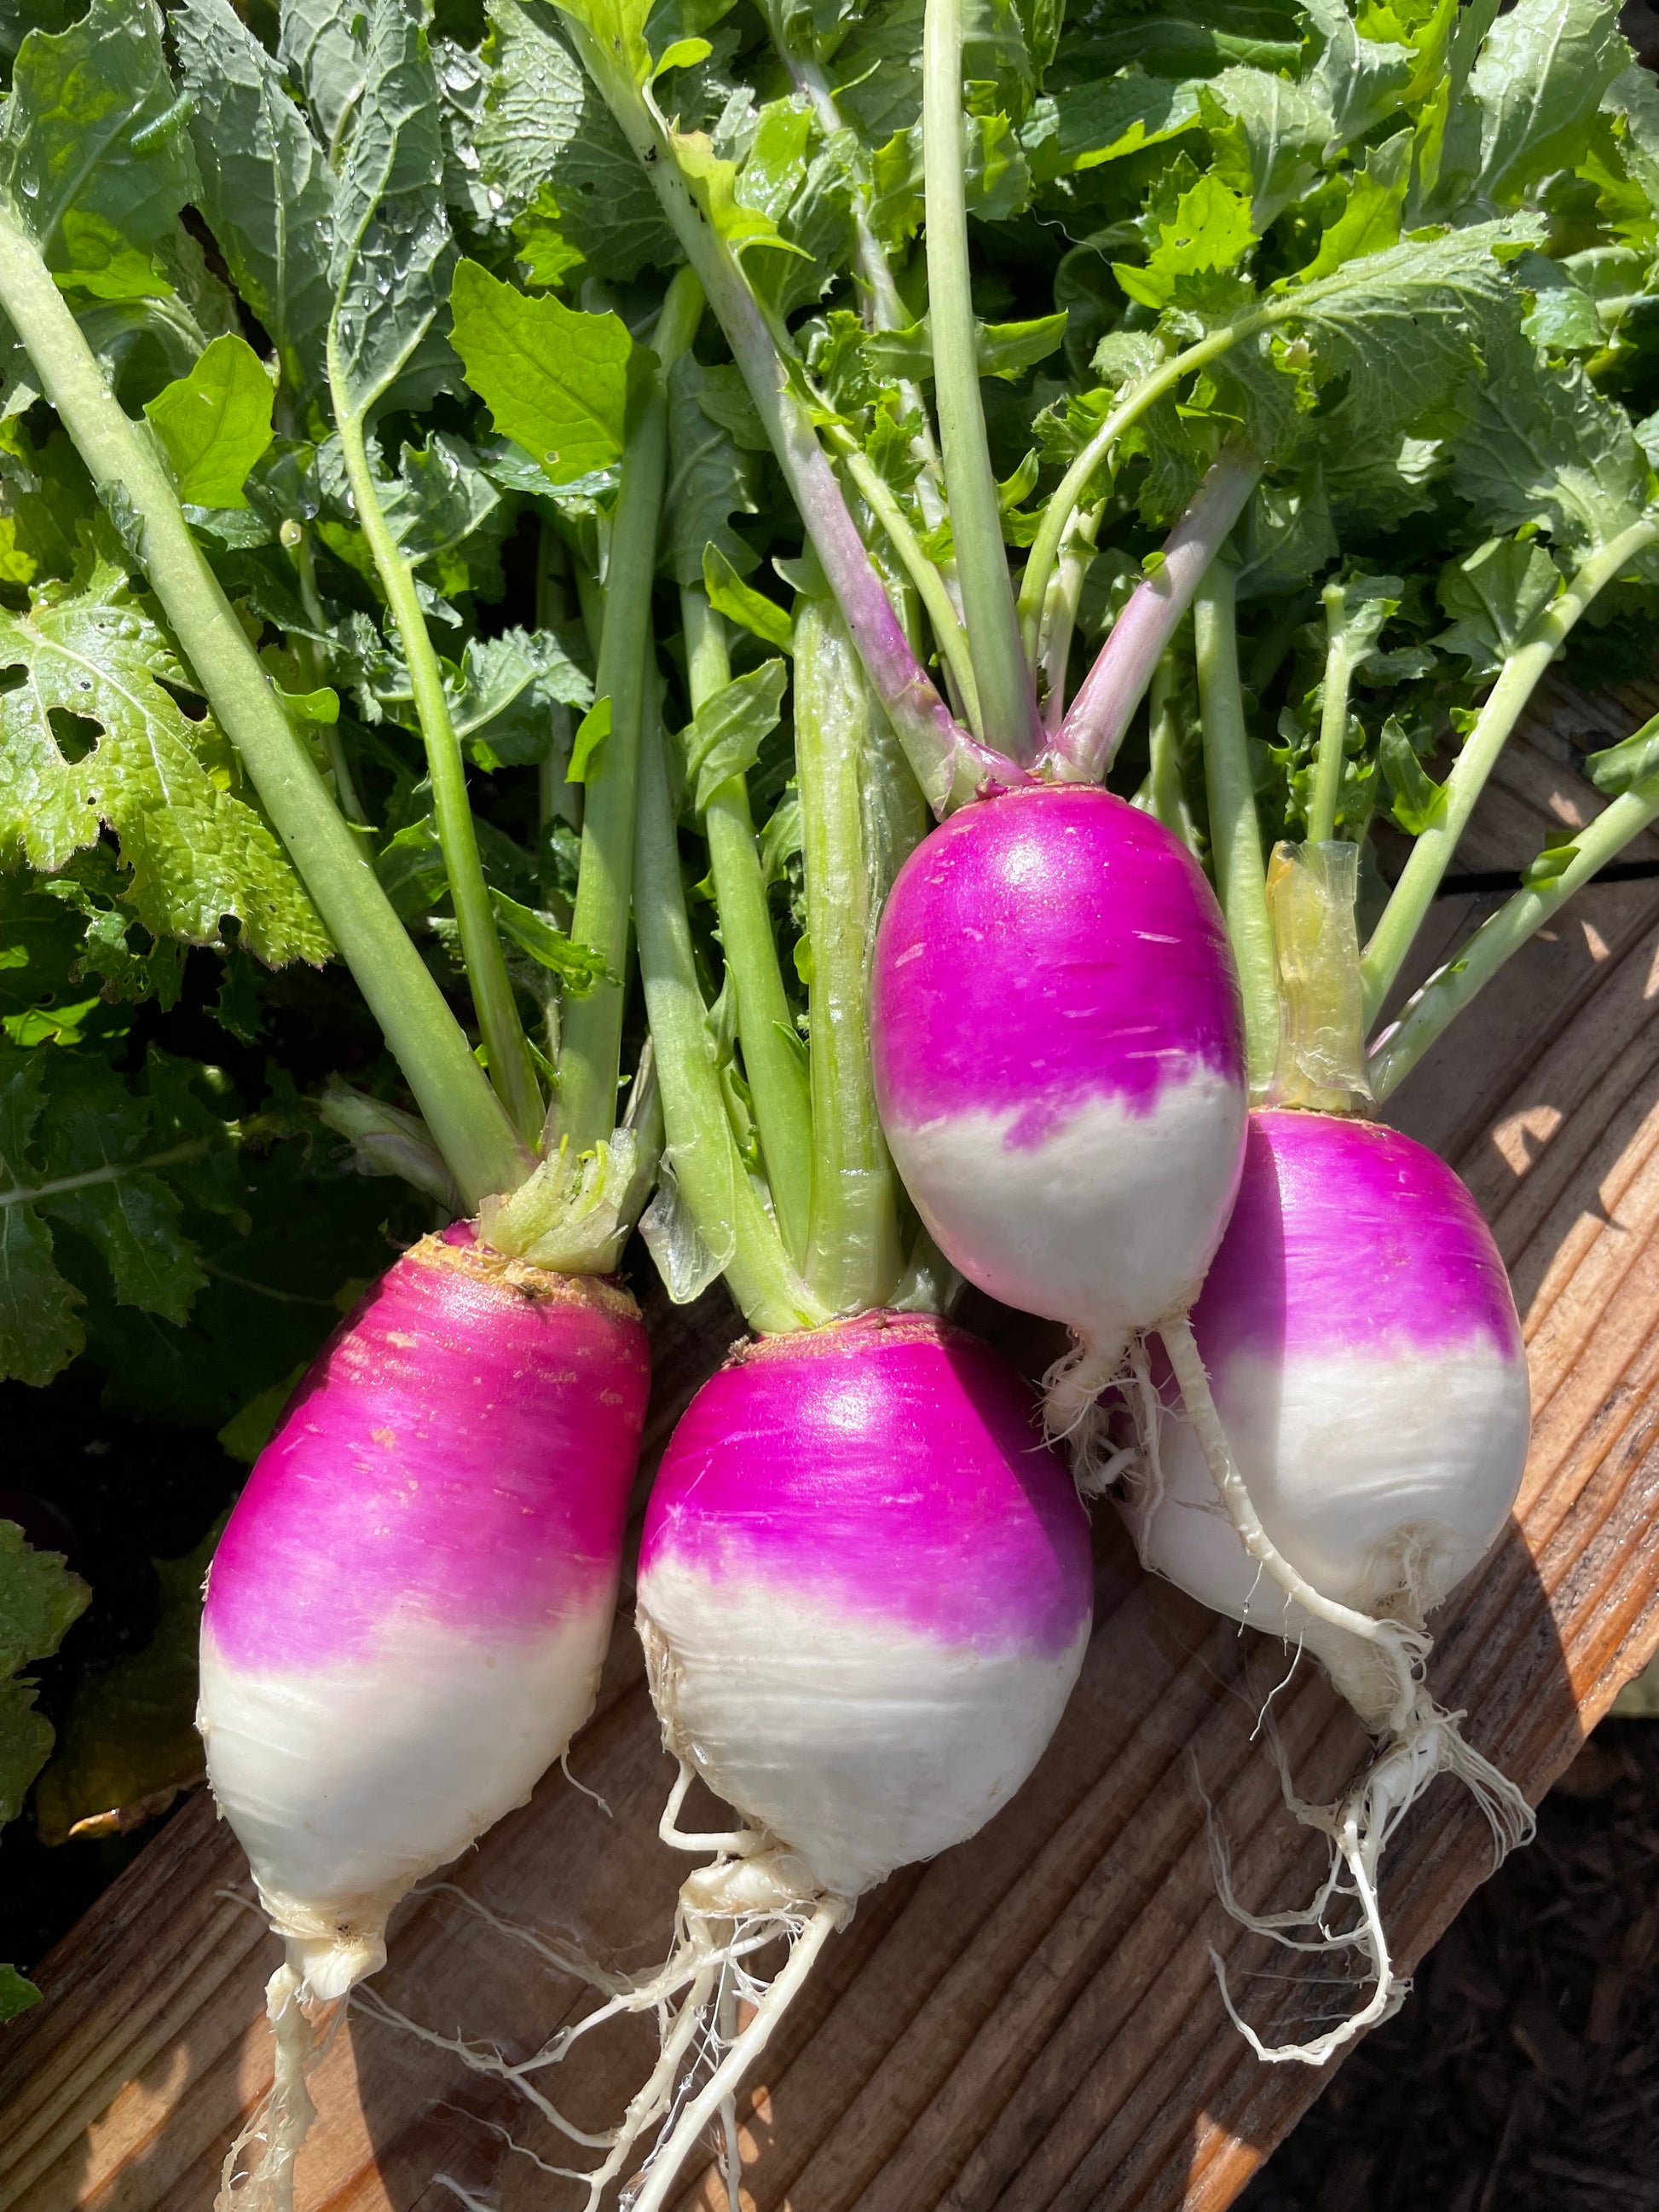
3, 688, 1659, 2212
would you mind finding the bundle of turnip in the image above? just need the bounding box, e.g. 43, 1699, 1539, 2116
0, 3, 690, 2198
604, 511, 1093, 2212
541, 0, 1659, 2076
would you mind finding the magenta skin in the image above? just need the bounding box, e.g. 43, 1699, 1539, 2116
639, 1314, 1093, 1658
870, 784, 1246, 1146
1188, 1111, 1524, 1367
204, 1232, 650, 1672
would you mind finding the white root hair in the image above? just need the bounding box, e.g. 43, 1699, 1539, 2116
352, 1762, 852, 2209
1053, 1303, 1535, 2066
217, 1955, 347, 2212
1043, 1329, 1170, 1514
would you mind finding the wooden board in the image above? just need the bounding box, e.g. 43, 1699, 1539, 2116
6, 688, 1659, 2212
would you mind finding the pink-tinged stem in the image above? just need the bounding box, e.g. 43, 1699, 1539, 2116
786, 402, 1024, 814
560, 29, 1025, 818
1044, 446, 1261, 783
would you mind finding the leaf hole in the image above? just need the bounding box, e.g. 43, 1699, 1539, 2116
49, 710, 101, 765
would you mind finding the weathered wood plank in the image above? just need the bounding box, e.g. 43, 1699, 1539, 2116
3, 691, 1659, 2212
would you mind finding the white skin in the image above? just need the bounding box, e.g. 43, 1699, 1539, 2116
637, 1554, 1092, 1897
884, 1067, 1247, 1395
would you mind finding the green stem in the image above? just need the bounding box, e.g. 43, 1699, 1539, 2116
633, 717, 824, 1335
1370, 739, 1659, 1100
1360, 516, 1659, 1026
795, 598, 908, 1314
760, 0, 955, 575
1018, 322, 1255, 665
1147, 645, 1197, 852
1195, 557, 1277, 1094
561, 25, 1015, 814
835, 438, 980, 728
289, 529, 370, 839
681, 588, 815, 1268
0, 1139, 210, 1210
574, 556, 605, 668
0, 206, 527, 1210
558, 267, 706, 1152
1308, 583, 1356, 847
332, 403, 545, 1149
535, 523, 579, 833
1038, 501, 1101, 735
922, 0, 1038, 758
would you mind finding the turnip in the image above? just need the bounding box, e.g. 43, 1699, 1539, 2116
629, 1310, 1091, 2198
0, 15, 709, 2196
639, 1313, 1093, 1904
1088, 567, 1659, 2057
870, 782, 1249, 1436
1120, 1108, 1533, 2057
200, 1227, 648, 2192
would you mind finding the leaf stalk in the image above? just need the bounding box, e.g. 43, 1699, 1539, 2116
921, 0, 1039, 759
0, 205, 529, 1210
1194, 556, 1278, 1093
1361, 514, 1659, 1025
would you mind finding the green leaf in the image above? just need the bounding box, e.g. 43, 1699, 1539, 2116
1234, 470, 1338, 598
0, 1516, 87, 1828
1298, 132, 1410, 284
0, 1965, 41, 2021
1521, 830, 1581, 887
328, 0, 457, 421
0, 1197, 79, 1384
566, 694, 611, 784
0, 565, 331, 964
172, 0, 337, 407
450, 627, 591, 766
1449, 325, 1650, 553
478, 0, 679, 285
1435, 536, 1564, 679
870, 108, 1032, 242
31, 1057, 208, 1326
143, 336, 275, 511
1278, 222, 1521, 383
1586, 711, 1659, 799
663, 352, 760, 587
702, 545, 795, 653
218, 1366, 306, 1465
1326, 572, 1402, 666
379, 431, 502, 569
1113, 170, 1257, 313
450, 258, 633, 484
1379, 713, 1447, 835
863, 309, 1068, 383
488, 888, 605, 989
1199, 65, 1331, 230
981, 312, 1069, 380
679, 659, 787, 813
1302, 0, 1415, 153
34, 1520, 221, 1846
279, 0, 372, 145
1465, 0, 1625, 208
1270, 224, 1525, 516
0, 0, 198, 301
832, 0, 928, 146
549, 0, 656, 90
737, 101, 859, 319
1022, 72, 1203, 182
0, 1514, 87, 1682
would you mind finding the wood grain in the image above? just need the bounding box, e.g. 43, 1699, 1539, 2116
4, 691, 1659, 2212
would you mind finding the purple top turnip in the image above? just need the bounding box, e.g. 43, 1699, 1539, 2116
871, 783, 1249, 1419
